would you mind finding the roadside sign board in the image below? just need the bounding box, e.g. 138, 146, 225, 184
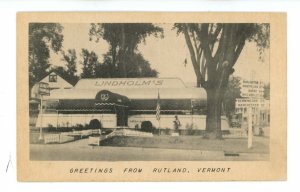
235, 98, 265, 108
38, 82, 50, 96
238, 78, 265, 149
240, 80, 264, 98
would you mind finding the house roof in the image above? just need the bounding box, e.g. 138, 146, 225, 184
37, 70, 74, 86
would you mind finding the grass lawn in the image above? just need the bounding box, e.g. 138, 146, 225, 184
100, 135, 269, 154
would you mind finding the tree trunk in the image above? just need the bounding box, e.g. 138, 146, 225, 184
204, 60, 232, 139
205, 88, 223, 139
196, 76, 202, 87
119, 24, 127, 78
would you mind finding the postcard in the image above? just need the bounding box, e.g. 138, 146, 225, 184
17, 12, 286, 181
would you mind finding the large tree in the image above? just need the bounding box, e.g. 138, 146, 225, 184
89, 23, 163, 77
175, 23, 269, 139
29, 23, 64, 89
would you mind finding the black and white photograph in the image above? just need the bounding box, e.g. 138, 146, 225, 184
17, 12, 286, 181
28, 22, 270, 161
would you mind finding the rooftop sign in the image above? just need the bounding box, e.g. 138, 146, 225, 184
75, 78, 187, 89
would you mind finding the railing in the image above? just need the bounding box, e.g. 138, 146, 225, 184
44, 129, 100, 144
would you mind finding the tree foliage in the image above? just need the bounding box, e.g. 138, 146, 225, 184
62, 49, 79, 85
95, 52, 158, 78
62, 49, 77, 75
223, 76, 242, 117
29, 23, 64, 88
174, 23, 269, 139
80, 49, 99, 78
89, 23, 163, 77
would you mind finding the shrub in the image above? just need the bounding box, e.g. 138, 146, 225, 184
89, 119, 102, 129
165, 128, 171, 135
141, 121, 154, 133
186, 123, 195, 135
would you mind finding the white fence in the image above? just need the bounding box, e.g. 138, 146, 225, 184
44, 129, 100, 144
128, 114, 229, 131
44, 134, 75, 144
106, 129, 153, 139
35, 113, 229, 131
36, 114, 116, 128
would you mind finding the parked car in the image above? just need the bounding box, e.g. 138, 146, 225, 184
230, 119, 241, 128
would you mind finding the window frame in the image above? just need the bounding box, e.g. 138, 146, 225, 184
49, 74, 57, 82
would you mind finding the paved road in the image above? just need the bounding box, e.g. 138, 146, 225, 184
30, 138, 269, 161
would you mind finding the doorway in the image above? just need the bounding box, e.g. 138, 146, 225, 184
116, 106, 128, 127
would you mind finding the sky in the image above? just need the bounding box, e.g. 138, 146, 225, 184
49, 23, 270, 86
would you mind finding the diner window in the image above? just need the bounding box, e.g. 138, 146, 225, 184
49, 74, 57, 82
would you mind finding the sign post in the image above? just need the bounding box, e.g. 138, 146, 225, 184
38, 82, 50, 141
38, 95, 44, 140
156, 90, 161, 135
248, 107, 253, 149
239, 78, 264, 149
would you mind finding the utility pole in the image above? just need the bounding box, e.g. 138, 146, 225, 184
37, 82, 50, 141
38, 95, 44, 141
248, 106, 253, 149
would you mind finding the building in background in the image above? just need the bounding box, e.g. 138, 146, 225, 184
235, 98, 270, 132
31, 71, 73, 99
30, 71, 74, 127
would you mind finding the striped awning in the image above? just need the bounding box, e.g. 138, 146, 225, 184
56, 90, 130, 110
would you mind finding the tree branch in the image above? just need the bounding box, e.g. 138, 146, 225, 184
209, 24, 222, 56
210, 24, 222, 43
191, 31, 200, 58
182, 25, 198, 70
200, 50, 207, 80
182, 24, 205, 86
232, 40, 245, 66
198, 48, 203, 69
197, 24, 213, 64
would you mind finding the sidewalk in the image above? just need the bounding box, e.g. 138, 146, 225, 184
100, 135, 269, 154
30, 135, 269, 161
